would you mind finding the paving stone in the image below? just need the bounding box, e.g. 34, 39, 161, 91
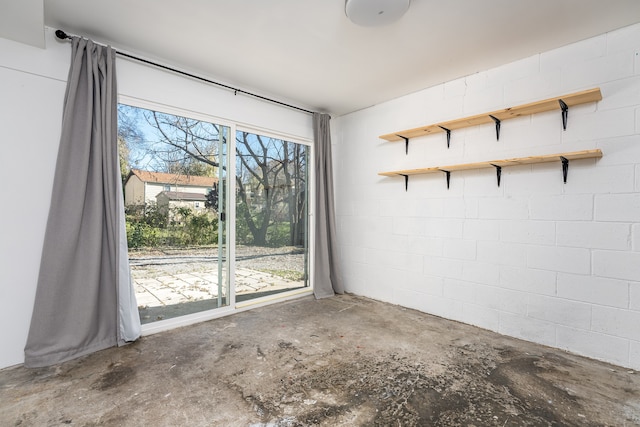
133, 267, 303, 308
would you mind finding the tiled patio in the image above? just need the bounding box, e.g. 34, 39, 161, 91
134, 266, 305, 315
129, 246, 307, 322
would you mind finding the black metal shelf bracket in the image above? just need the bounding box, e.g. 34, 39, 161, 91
438, 126, 452, 148
400, 174, 409, 191
489, 115, 501, 140
440, 170, 451, 189
560, 156, 569, 183
559, 99, 569, 130
491, 164, 502, 187
397, 135, 410, 154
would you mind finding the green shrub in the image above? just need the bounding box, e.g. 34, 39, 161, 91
126, 222, 159, 248
126, 203, 219, 248
186, 213, 218, 246
266, 222, 291, 247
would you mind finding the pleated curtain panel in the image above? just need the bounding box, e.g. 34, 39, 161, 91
313, 113, 344, 298
24, 37, 140, 368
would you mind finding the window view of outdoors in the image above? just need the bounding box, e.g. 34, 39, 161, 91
117, 104, 309, 324
235, 130, 309, 302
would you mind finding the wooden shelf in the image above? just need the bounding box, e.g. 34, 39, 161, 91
379, 149, 601, 177
379, 149, 602, 189
379, 88, 602, 143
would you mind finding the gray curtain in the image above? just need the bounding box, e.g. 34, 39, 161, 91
313, 113, 344, 298
24, 37, 140, 368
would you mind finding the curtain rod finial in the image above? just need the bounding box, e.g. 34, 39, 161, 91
55, 30, 70, 40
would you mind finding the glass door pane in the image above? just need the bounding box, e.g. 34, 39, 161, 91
117, 104, 230, 324
235, 130, 309, 302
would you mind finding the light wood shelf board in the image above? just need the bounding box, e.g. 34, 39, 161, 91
378, 149, 602, 177
379, 88, 602, 143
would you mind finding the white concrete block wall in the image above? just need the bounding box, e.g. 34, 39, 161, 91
334, 23, 640, 369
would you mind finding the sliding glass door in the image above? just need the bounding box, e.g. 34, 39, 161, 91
234, 130, 310, 303
117, 103, 311, 324
118, 104, 230, 324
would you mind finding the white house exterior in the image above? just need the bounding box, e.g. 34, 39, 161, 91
155, 191, 208, 213
124, 169, 217, 207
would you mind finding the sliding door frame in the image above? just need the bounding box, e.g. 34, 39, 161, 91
118, 96, 314, 336
233, 124, 315, 311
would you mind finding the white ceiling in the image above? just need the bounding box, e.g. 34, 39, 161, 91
0, 0, 44, 48
5, 1, 640, 115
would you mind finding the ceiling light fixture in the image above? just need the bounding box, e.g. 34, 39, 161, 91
345, 0, 410, 27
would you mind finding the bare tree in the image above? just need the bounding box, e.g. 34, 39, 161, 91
235, 132, 307, 246
149, 111, 221, 175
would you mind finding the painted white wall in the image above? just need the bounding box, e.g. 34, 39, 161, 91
334, 23, 640, 369
0, 31, 68, 370
0, 27, 312, 369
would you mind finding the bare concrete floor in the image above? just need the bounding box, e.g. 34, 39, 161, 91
2, 294, 639, 426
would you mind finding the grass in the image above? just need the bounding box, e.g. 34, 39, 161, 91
258, 269, 305, 281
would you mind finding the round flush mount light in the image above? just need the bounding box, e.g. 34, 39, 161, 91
345, 0, 411, 27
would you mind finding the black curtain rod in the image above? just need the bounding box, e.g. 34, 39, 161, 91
55, 29, 315, 115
